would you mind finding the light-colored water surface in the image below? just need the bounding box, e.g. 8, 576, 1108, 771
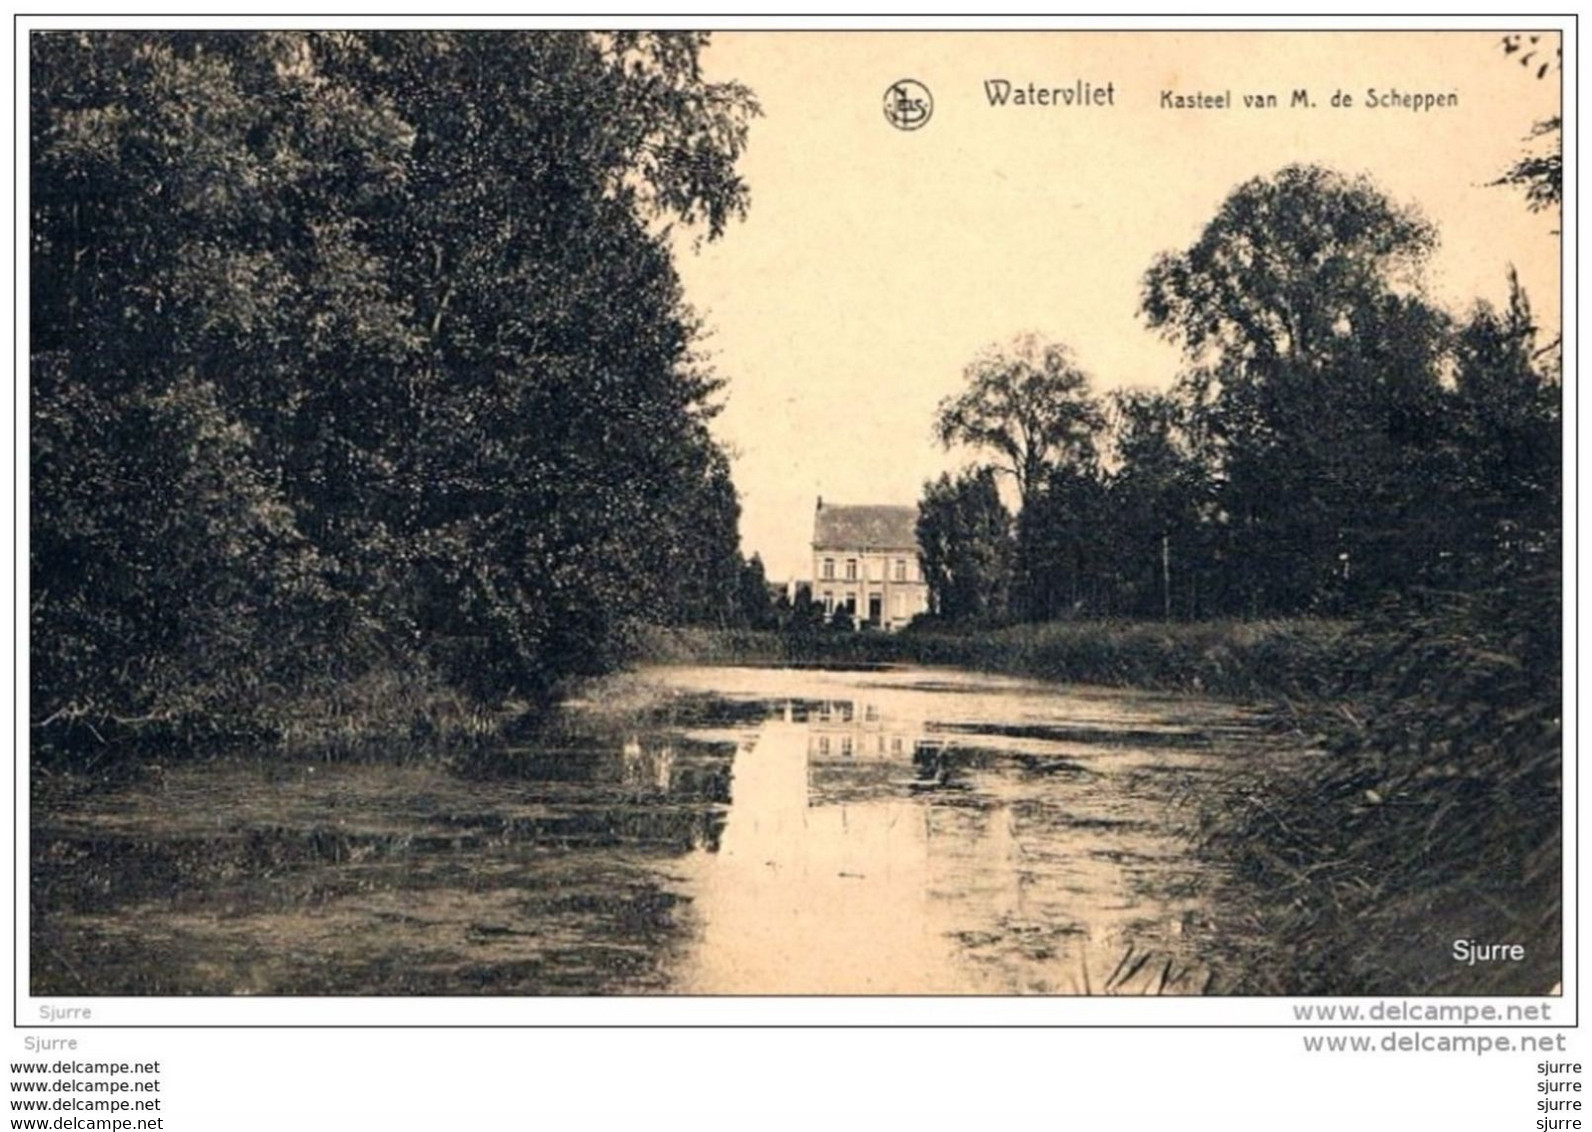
33, 665, 1268, 995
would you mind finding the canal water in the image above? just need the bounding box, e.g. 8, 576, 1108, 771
31, 665, 1270, 996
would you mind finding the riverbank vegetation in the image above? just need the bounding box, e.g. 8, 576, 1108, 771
631, 618, 1351, 701
1208, 574, 1561, 995
31, 32, 768, 766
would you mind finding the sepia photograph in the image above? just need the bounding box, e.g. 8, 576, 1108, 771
26, 26, 1563, 1005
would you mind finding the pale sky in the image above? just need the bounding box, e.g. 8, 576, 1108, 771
672, 31, 1562, 581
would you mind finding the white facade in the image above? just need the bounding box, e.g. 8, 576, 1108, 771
811, 502, 930, 631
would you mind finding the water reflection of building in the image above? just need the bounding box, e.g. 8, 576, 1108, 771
607, 734, 733, 852
805, 699, 924, 762
676, 713, 964, 993
621, 737, 675, 793
674, 684, 1211, 993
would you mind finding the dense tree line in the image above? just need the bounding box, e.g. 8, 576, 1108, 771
923, 164, 1559, 625
32, 31, 767, 745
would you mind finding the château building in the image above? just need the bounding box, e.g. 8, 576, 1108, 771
811, 498, 930, 630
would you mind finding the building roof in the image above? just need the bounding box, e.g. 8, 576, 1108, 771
813, 504, 919, 551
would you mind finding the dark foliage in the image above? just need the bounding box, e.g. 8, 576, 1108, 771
1210, 573, 1561, 994
1490, 37, 1560, 279
929, 165, 1557, 632
915, 467, 1014, 623
32, 31, 763, 755
933, 333, 1105, 513
1494, 116, 1562, 215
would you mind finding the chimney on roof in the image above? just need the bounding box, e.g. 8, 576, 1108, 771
816, 495, 823, 511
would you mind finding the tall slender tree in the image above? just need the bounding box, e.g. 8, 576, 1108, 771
916, 468, 1014, 623
933, 333, 1105, 513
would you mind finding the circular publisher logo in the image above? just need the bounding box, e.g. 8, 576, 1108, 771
884, 79, 933, 130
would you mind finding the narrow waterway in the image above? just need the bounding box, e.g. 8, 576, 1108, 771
32, 665, 1271, 995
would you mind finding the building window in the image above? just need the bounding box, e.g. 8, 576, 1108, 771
818, 737, 830, 756
845, 558, 857, 580
841, 736, 853, 758
822, 558, 835, 580
894, 558, 907, 581
822, 591, 834, 615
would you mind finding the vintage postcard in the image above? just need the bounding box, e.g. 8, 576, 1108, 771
25, 26, 1564, 1017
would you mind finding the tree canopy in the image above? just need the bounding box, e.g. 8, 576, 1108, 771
1139, 164, 1451, 612
1141, 164, 1438, 368
31, 31, 762, 741
933, 333, 1105, 511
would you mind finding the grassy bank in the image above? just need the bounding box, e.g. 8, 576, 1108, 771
30, 662, 527, 794
1205, 581, 1561, 995
629, 618, 1352, 701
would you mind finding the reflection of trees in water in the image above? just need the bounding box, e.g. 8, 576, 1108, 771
912, 741, 973, 791
444, 717, 736, 858
621, 737, 675, 793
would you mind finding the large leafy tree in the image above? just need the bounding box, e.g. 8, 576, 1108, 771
933, 333, 1105, 513
31, 31, 761, 735
1141, 165, 1437, 368
1141, 164, 1448, 613
311, 32, 758, 698
31, 32, 409, 728
933, 333, 1106, 623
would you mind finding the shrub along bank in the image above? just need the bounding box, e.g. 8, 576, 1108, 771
1205, 577, 1560, 995
629, 617, 1351, 701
